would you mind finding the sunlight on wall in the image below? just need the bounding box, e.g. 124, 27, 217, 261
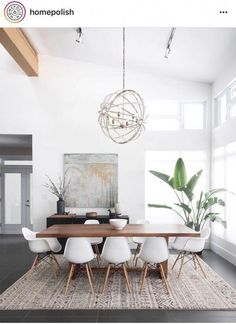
212, 141, 236, 244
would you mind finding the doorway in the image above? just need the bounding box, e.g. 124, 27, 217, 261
0, 165, 32, 234
0, 135, 32, 234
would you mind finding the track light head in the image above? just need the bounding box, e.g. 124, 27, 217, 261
164, 28, 176, 59
164, 46, 171, 59
76, 27, 83, 44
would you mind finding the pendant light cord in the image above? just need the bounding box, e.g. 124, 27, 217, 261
123, 27, 125, 90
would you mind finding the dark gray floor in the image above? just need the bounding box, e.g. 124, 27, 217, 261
0, 235, 235, 323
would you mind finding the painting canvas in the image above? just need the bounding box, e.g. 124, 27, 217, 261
64, 154, 118, 208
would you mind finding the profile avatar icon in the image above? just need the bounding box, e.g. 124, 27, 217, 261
4, 1, 26, 23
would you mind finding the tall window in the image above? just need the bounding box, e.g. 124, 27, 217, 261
146, 100, 206, 131
214, 79, 236, 127
145, 151, 208, 224
212, 142, 236, 244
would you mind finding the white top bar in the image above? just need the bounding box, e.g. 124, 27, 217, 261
0, 0, 236, 27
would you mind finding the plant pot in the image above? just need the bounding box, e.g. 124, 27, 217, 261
185, 222, 201, 232
57, 198, 65, 215
194, 224, 201, 232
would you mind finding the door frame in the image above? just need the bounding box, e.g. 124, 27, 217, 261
0, 165, 32, 234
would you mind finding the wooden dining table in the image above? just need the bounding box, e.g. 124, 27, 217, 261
36, 223, 199, 277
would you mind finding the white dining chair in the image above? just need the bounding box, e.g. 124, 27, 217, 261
171, 227, 211, 278
22, 227, 61, 277
84, 219, 103, 264
139, 237, 170, 294
101, 237, 132, 293
132, 219, 150, 266
64, 237, 95, 294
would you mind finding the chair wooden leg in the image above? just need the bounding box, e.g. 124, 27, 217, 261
133, 245, 139, 260
134, 244, 141, 267
171, 252, 181, 270
160, 263, 170, 294
29, 255, 39, 274
88, 263, 94, 283
94, 245, 101, 266
139, 263, 147, 284
102, 263, 111, 293
49, 254, 57, 278
134, 254, 139, 267
96, 254, 100, 266
51, 253, 61, 270
65, 263, 75, 294
48, 253, 57, 278
85, 263, 94, 294
95, 245, 101, 259
140, 263, 148, 293
177, 254, 185, 278
192, 253, 197, 270
123, 263, 132, 293
195, 254, 207, 278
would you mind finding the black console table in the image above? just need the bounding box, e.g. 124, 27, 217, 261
46, 214, 129, 253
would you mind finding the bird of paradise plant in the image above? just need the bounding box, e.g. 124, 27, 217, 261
148, 157, 228, 231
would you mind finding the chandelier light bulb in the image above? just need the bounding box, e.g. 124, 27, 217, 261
99, 89, 147, 144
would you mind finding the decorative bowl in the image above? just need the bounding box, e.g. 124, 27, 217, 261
86, 212, 97, 217
109, 219, 127, 230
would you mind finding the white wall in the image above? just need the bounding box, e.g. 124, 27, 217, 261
0, 54, 211, 230
211, 56, 236, 265
212, 57, 236, 97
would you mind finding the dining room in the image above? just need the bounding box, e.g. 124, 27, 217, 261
0, 26, 236, 323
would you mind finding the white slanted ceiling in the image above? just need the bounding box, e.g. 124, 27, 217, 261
23, 27, 236, 83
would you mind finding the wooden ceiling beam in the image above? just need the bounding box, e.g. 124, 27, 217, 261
0, 28, 38, 76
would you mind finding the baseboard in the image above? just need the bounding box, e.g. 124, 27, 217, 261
210, 240, 236, 266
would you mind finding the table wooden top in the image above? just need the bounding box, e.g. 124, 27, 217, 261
36, 224, 199, 238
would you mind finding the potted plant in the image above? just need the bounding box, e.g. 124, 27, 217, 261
44, 172, 70, 215
148, 157, 229, 231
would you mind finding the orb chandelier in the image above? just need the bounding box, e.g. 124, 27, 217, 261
98, 28, 147, 144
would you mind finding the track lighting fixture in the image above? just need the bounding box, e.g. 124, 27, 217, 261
76, 27, 83, 44
164, 28, 176, 59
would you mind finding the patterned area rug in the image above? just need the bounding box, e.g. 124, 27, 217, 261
0, 255, 236, 310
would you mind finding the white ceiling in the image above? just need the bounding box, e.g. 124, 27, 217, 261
20, 28, 236, 83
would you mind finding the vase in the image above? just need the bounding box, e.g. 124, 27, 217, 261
115, 202, 122, 215
57, 198, 65, 215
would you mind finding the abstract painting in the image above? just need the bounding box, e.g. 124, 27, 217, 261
64, 154, 118, 208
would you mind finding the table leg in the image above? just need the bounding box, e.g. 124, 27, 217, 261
163, 237, 169, 278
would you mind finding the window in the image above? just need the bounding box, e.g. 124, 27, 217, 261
147, 100, 180, 131
220, 94, 227, 124
145, 150, 207, 224
212, 142, 236, 244
230, 82, 236, 100
146, 100, 206, 131
214, 79, 236, 126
